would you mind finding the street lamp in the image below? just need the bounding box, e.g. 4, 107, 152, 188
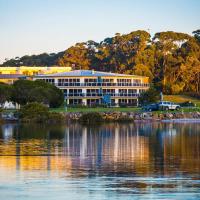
64, 97, 67, 112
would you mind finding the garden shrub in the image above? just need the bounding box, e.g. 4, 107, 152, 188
79, 112, 103, 124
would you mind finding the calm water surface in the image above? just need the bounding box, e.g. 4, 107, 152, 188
0, 122, 200, 200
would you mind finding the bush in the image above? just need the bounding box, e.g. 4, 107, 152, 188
139, 87, 160, 105
19, 102, 49, 123
180, 101, 196, 107
119, 103, 128, 108
79, 112, 103, 124
0, 108, 3, 113
88, 103, 107, 108
48, 112, 65, 123
19, 102, 65, 123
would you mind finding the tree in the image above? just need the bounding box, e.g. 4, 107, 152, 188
139, 87, 160, 105
11, 80, 35, 105
29, 87, 50, 104
34, 80, 64, 108
193, 29, 200, 43
11, 80, 64, 108
93, 30, 151, 73
132, 64, 154, 81
58, 41, 98, 69
1, 52, 64, 66
2, 29, 200, 96
0, 83, 12, 104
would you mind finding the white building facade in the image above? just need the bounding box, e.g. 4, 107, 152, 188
34, 70, 149, 106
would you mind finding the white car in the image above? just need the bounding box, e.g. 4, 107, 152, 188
158, 101, 181, 111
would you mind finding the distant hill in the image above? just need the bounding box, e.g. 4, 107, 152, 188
1, 51, 64, 67
1, 29, 200, 95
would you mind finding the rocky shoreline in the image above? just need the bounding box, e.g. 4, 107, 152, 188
65, 111, 200, 122
2, 111, 200, 124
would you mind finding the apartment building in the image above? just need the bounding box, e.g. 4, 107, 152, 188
34, 70, 149, 106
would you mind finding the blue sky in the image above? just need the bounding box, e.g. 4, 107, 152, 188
0, 0, 199, 63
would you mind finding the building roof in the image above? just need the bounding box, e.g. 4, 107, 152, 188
34, 70, 147, 78
0, 74, 27, 79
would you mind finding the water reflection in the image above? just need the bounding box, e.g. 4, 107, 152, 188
0, 122, 199, 175
0, 122, 200, 199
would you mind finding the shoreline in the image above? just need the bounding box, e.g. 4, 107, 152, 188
2, 111, 200, 124
65, 111, 200, 122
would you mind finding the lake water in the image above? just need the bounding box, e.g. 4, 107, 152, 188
0, 122, 200, 200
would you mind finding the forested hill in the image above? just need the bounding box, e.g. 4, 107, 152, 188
1, 51, 65, 67
1, 30, 200, 94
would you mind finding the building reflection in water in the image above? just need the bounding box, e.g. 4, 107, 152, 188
0, 122, 199, 177
1, 124, 14, 142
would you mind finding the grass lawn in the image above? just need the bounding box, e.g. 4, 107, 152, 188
50, 95, 200, 113
50, 107, 140, 113
163, 95, 200, 106
2, 95, 200, 114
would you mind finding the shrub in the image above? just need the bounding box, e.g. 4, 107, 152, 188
180, 101, 196, 107
88, 103, 107, 108
19, 102, 65, 123
119, 103, 128, 108
79, 112, 103, 124
19, 102, 49, 123
139, 86, 160, 105
48, 112, 65, 123
0, 108, 3, 113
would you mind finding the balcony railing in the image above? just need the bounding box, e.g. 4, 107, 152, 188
55, 82, 149, 87
64, 93, 140, 97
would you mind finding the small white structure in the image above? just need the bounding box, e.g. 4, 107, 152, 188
0, 101, 20, 109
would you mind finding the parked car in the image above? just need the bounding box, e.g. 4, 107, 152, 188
158, 101, 180, 111
143, 103, 159, 111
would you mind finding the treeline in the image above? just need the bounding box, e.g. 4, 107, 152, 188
1, 30, 200, 94
0, 80, 64, 108
1, 52, 64, 67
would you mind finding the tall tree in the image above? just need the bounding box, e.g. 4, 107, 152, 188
58, 41, 98, 70
0, 83, 12, 104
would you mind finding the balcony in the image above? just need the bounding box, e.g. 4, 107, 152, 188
64, 93, 140, 97
55, 82, 149, 87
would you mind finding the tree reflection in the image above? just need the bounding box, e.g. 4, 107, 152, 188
0, 122, 199, 177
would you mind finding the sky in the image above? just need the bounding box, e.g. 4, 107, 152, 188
0, 0, 199, 63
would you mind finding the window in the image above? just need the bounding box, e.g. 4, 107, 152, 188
102, 89, 115, 94
58, 78, 80, 83
69, 99, 82, 105
133, 79, 141, 83
119, 99, 127, 103
68, 89, 82, 96
43, 79, 55, 84
128, 89, 137, 93
139, 89, 146, 93
86, 89, 99, 96
85, 78, 97, 83
119, 89, 127, 93
102, 79, 114, 83
117, 79, 131, 83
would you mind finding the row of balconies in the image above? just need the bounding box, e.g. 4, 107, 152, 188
64, 93, 140, 97
55, 82, 149, 87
